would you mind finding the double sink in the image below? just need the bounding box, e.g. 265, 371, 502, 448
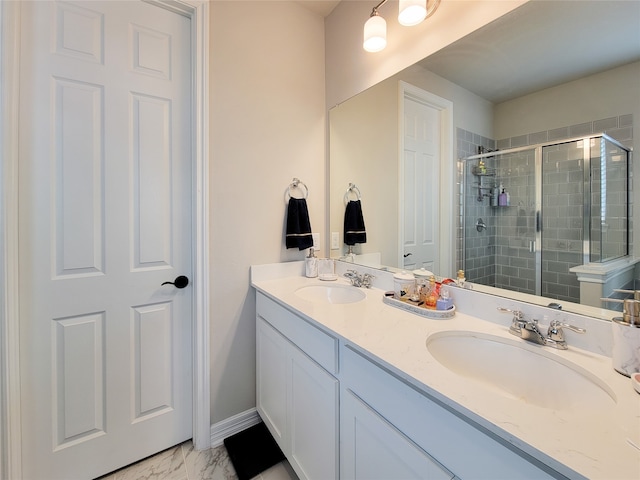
295, 283, 616, 411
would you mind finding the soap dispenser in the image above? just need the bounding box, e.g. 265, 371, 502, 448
612, 299, 640, 376
498, 186, 507, 206
305, 248, 318, 278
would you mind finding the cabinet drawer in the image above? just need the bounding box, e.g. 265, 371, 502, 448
343, 345, 559, 480
257, 292, 338, 374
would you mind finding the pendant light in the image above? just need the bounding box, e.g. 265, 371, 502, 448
362, 0, 441, 53
398, 0, 427, 26
363, 12, 387, 53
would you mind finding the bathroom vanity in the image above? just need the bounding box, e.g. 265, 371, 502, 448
251, 262, 640, 480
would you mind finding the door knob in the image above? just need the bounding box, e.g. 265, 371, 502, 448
161, 275, 189, 289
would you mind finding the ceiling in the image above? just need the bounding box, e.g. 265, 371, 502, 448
296, 0, 341, 18
418, 0, 640, 103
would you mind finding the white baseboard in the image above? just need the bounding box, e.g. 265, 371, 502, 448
209, 408, 261, 447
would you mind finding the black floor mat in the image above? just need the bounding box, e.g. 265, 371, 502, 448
223, 422, 286, 480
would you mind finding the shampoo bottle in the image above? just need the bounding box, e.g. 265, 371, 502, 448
490, 184, 499, 207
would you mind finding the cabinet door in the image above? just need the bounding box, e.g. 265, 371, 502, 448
289, 346, 339, 480
341, 390, 454, 480
257, 314, 340, 480
256, 317, 288, 446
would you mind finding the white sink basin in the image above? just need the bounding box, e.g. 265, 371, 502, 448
295, 284, 366, 304
426, 331, 616, 410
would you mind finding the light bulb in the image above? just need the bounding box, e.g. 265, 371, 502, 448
363, 14, 387, 52
398, 0, 427, 26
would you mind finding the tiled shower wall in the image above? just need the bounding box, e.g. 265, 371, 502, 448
457, 114, 633, 304
456, 130, 496, 285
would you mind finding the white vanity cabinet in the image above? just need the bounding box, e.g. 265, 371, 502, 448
342, 345, 560, 480
255, 288, 565, 480
256, 293, 339, 480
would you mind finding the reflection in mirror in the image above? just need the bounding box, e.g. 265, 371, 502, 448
329, 0, 640, 319
461, 134, 631, 308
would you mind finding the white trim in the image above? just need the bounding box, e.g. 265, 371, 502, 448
397, 81, 454, 275
0, 1, 23, 478
0, 0, 211, 474
185, 0, 211, 451
210, 408, 261, 448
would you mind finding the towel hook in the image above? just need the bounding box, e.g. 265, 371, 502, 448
286, 177, 308, 200
344, 182, 362, 205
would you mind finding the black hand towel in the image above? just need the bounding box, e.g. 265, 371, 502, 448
344, 199, 367, 246
286, 197, 314, 250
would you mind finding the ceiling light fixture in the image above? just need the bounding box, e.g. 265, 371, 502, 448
363, 0, 441, 53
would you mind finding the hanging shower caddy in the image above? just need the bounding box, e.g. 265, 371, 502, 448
472, 161, 497, 202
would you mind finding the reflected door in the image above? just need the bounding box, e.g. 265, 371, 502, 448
492, 149, 539, 295
402, 93, 440, 272
18, 2, 193, 478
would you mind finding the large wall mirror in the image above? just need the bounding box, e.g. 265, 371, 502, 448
329, 0, 640, 319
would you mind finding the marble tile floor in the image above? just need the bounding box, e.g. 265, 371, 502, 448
96, 440, 298, 480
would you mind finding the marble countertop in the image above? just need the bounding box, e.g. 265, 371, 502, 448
251, 265, 640, 480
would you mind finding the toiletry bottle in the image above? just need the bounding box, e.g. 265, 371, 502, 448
456, 270, 466, 288
478, 160, 486, 174
498, 188, 507, 206
424, 275, 438, 309
413, 267, 433, 303
505, 188, 510, 206
490, 184, 499, 207
305, 248, 318, 278
436, 286, 453, 310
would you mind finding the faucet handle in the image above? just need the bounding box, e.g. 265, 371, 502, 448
547, 319, 586, 342
497, 307, 524, 321
498, 307, 526, 337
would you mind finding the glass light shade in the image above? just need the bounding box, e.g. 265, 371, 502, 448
363, 14, 387, 52
398, 0, 427, 26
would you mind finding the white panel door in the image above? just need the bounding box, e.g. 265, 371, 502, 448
402, 95, 440, 272
18, 2, 193, 478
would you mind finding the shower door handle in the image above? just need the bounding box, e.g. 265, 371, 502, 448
536, 210, 541, 232
529, 241, 536, 253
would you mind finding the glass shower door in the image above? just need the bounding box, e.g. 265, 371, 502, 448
540, 140, 585, 303
590, 135, 629, 262
492, 148, 538, 296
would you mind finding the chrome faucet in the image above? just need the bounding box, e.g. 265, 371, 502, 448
344, 270, 375, 288
497, 307, 586, 350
